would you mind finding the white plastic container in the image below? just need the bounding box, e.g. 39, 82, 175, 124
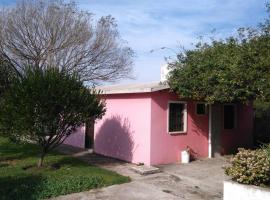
181, 150, 190, 164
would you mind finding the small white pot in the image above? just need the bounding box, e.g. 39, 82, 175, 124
181, 150, 190, 163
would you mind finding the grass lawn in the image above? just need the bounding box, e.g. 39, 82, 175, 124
0, 137, 130, 200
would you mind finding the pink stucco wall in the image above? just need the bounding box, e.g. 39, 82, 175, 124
150, 90, 209, 165
94, 93, 152, 165
94, 90, 209, 166
93, 90, 254, 166
64, 126, 85, 149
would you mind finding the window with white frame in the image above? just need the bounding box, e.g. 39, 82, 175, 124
224, 104, 236, 129
168, 102, 187, 133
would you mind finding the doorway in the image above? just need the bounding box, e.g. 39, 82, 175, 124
210, 104, 222, 157
85, 118, 94, 149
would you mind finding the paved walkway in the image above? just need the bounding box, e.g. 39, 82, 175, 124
53, 145, 230, 200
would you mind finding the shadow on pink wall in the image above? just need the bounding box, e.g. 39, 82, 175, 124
95, 115, 135, 162
188, 104, 209, 159
63, 126, 85, 148
159, 101, 210, 161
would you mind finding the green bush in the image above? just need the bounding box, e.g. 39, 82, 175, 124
262, 143, 270, 160
225, 148, 270, 186
0, 67, 105, 167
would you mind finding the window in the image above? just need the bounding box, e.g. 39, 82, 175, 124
196, 103, 207, 115
168, 102, 187, 133
224, 104, 236, 129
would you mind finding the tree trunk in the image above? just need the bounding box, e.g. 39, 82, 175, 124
37, 152, 46, 168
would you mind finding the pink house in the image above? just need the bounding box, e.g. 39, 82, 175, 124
65, 82, 254, 166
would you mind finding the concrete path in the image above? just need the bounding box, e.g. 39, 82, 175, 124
53, 145, 230, 200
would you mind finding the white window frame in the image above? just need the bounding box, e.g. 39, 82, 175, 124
167, 101, 187, 134
196, 102, 208, 115
223, 104, 237, 130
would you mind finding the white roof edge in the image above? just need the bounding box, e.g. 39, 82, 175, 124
95, 82, 169, 94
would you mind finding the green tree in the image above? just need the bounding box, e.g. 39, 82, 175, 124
168, 4, 270, 103
0, 55, 17, 97
0, 68, 105, 167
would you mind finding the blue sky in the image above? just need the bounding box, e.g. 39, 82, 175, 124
1, 0, 268, 84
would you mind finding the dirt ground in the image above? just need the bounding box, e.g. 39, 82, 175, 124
53, 145, 231, 200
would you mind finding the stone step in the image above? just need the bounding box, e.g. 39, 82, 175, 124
130, 165, 161, 175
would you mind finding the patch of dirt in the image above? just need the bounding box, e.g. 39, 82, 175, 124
22, 163, 61, 171
0, 159, 18, 166
50, 163, 61, 170
22, 165, 35, 170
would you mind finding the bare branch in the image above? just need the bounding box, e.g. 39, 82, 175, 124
0, 0, 134, 84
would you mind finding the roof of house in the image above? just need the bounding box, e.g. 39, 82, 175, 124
95, 82, 170, 94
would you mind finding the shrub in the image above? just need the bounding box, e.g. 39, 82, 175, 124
262, 143, 270, 159
0, 68, 105, 167
225, 148, 270, 186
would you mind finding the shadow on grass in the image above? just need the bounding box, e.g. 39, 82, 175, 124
0, 137, 129, 200
0, 163, 9, 168
0, 175, 44, 200
0, 170, 106, 200
0, 137, 58, 163
0, 139, 39, 162
57, 144, 126, 166
53, 155, 87, 168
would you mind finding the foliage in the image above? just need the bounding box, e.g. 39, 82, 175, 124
168, 4, 270, 103
225, 148, 270, 186
254, 100, 270, 118
261, 143, 270, 159
253, 100, 270, 144
0, 55, 17, 97
0, 0, 134, 84
0, 68, 105, 167
0, 137, 130, 200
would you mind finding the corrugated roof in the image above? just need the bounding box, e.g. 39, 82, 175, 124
95, 82, 169, 94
